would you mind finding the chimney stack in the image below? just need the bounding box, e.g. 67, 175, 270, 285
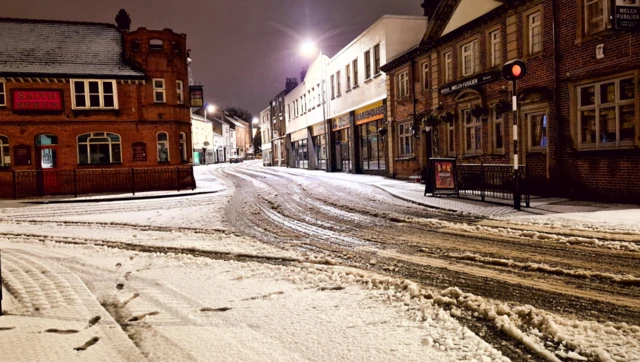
421, 0, 438, 19
285, 77, 298, 92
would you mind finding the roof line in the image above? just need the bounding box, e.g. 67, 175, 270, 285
0, 17, 117, 29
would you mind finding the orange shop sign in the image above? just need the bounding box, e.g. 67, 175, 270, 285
12, 89, 64, 112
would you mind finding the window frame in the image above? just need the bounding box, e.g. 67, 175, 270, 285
487, 27, 502, 68
527, 111, 549, 151
443, 50, 453, 83
153, 78, 166, 104
179, 132, 188, 162
523, 6, 544, 57
352, 59, 359, 87
461, 107, 483, 155
365, 50, 372, 80
76, 132, 122, 165
336, 70, 342, 97
0, 135, 10, 167
583, 0, 611, 36
398, 121, 414, 156
0, 80, 6, 107
447, 119, 456, 156
460, 38, 480, 77
157, 131, 170, 163
421, 60, 429, 91
176, 80, 184, 104
397, 70, 409, 99
373, 44, 381, 76
346, 64, 351, 91
331, 74, 335, 99
576, 75, 637, 150
71, 79, 119, 110
492, 109, 505, 153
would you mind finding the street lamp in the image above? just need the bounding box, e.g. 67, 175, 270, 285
202, 103, 216, 164
300, 39, 329, 172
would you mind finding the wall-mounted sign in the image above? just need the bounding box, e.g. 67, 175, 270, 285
440, 72, 498, 95
311, 122, 326, 136
13, 145, 32, 166
425, 158, 459, 196
614, 0, 640, 31
355, 100, 385, 125
132, 142, 147, 161
11, 89, 63, 112
189, 85, 204, 107
332, 112, 352, 131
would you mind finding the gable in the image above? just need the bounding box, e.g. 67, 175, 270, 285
441, 0, 503, 36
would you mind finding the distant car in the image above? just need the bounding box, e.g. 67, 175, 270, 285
229, 156, 244, 163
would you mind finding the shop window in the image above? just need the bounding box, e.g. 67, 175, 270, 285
374, 44, 381, 76
493, 111, 504, 153
489, 29, 502, 68
443, 51, 453, 83
365, 50, 372, 80
0, 81, 5, 107
577, 76, 635, 149
0, 135, 10, 167
462, 108, 482, 155
397, 71, 409, 99
157, 132, 170, 163
398, 122, 413, 156
77, 132, 121, 165
179, 132, 187, 162
150, 39, 163, 51
72, 80, 118, 109
527, 112, 548, 150
352, 59, 359, 87
176, 80, 184, 104
461, 39, 479, 77
584, 0, 610, 36
153, 79, 166, 103
422, 61, 429, 90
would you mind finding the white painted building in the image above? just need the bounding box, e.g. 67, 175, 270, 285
284, 15, 427, 173
211, 116, 230, 163
259, 106, 272, 166
190, 112, 214, 165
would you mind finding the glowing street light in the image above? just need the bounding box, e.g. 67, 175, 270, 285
300, 40, 317, 57
252, 117, 259, 124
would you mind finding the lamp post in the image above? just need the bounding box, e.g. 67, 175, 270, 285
203, 103, 215, 164
301, 40, 330, 172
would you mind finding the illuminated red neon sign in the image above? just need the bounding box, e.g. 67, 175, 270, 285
12, 89, 64, 112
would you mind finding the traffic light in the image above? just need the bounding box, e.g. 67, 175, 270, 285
502, 59, 527, 81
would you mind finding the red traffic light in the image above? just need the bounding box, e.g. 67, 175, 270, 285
502, 59, 527, 81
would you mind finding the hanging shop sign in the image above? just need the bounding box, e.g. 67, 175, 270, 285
355, 101, 385, 125
189, 85, 204, 107
332, 112, 352, 131
613, 0, 640, 31
440, 71, 498, 95
11, 89, 63, 112
424, 158, 459, 196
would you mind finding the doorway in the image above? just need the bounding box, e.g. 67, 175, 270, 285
35, 134, 59, 195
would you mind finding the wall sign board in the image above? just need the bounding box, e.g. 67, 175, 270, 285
12, 89, 64, 112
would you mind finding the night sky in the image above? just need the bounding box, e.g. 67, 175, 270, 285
4, 0, 425, 116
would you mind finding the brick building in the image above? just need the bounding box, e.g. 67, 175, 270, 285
0, 12, 192, 198
382, 0, 640, 202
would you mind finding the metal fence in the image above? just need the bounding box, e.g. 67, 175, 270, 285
12, 166, 195, 199
456, 164, 530, 207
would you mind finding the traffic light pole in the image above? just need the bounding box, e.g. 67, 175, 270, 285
512, 80, 521, 210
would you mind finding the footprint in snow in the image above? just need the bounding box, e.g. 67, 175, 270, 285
116, 283, 125, 290
85, 316, 101, 329
45, 328, 79, 334
127, 311, 160, 322
199, 307, 232, 312
74, 337, 100, 351
0, 327, 16, 331
115, 263, 122, 269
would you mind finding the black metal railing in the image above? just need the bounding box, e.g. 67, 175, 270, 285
456, 164, 530, 207
12, 166, 195, 199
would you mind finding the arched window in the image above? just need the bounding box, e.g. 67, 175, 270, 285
179, 132, 187, 162
157, 132, 169, 163
0, 135, 10, 167
77, 132, 121, 165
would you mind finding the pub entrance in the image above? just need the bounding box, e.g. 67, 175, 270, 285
35, 134, 59, 195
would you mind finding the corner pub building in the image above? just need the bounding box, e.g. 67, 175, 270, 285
0, 11, 194, 198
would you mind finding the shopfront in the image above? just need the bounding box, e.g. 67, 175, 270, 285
355, 101, 386, 173
290, 128, 309, 169
331, 112, 352, 172
310, 122, 327, 170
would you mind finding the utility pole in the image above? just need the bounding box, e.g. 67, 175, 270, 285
503, 59, 527, 210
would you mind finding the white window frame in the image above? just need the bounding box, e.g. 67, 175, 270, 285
0, 81, 6, 107
157, 131, 170, 162
71, 79, 118, 110
76, 132, 121, 165
176, 80, 184, 104
373, 44, 381, 76
352, 59, 359, 87
153, 78, 166, 103
346, 64, 351, 90
0, 135, 10, 167
493, 110, 504, 153
527, 112, 548, 151
461, 40, 479, 77
577, 76, 636, 149
490, 30, 502, 68
585, 0, 610, 36
444, 51, 453, 83
331, 75, 335, 99
397, 71, 409, 99
336, 70, 342, 96
462, 108, 482, 155
421, 61, 429, 90
528, 11, 542, 55
365, 50, 372, 80
398, 122, 413, 156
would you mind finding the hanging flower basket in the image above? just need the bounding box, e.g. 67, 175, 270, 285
470, 104, 488, 118
378, 126, 388, 137
422, 112, 441, 127
492, 100, 510, 115
439, 111, 454, 124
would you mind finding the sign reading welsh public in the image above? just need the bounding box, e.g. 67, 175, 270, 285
425, 158, 459, 197
11, 89, 63, 112
189, 85, 204, 107
614, 0, 640, 31
439, 71, 498, 95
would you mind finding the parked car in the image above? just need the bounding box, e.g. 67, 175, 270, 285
229, 156, 244, 163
